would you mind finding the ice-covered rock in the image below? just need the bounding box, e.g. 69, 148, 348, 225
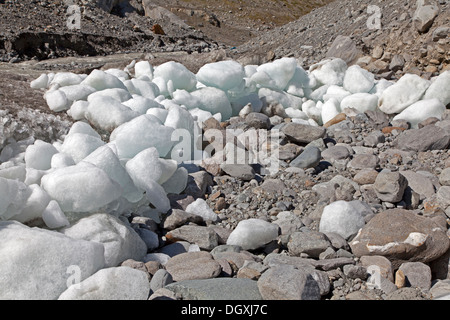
40, 162, 122, 213
161, 167, 188, 194
80, 69, 127, 91
61, 132, 105, 163
153, 61, 197, 95
0, 221, 105, 300
86, 96, 139, 132
191, 87, 233, 121
24, 140, 59, 170
424, 71, 450, 106
50, 72, 84, 87
256, 57, 297, 90
59, 84, 96, 102
343, 65, 375, 94
340, 93, 379, 113
42, 200, 69, 229
321, 98, 341, 125
58, 266, 150, 300
111, 114, 175, 159
44, 89, 71, 112
87, 88, 132, 103
30, 73, 49, 89
0, 178, 48, 222
393, 98, 446, 129
185, 198, 219, 222
197, 60, 245, 91
378, 74, 430, 114
122, 96, 162, 114
134, 60, 154, 80
61, 213, 147, 267
82, 145, 143, 203
310, 58, 347, 86
319, 200, 373, 240
126, 147, 177, 186
226, 218, 280, 250
323, 85, 351, 103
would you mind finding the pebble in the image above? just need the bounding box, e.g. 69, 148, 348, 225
289, 146, 321, 169
287, 231, 331, 258
166, 225, 219, 251
373, 170, 408, 203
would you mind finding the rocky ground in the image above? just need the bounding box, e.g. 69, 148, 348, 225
0, 0, 450, 302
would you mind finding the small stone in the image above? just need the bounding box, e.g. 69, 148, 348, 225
395, 269, 406, 288
363, 131, 385, 147
353, 168, 379, 185
166, 225, 219, 251
343, 265, 368, 280
287, 231, 332, 258
323, 113, 346, 128
245, 112, 271, 129
290, 146, 321, 169
257, 264, 321, 300
150, 269, 173, 293
220, 164, 255, 181
439, 168, 450, 186
162, 209, 204, 231
347, 154, 379, 170
281, 122, 326, 144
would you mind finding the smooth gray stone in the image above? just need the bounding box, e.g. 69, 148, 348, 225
165, 278, 263, 300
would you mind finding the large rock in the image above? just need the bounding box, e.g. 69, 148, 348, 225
281, 122, 326, 144
398, 262, 432, 291
413, 0, 440, 33
378, 74, 430, 114
61, 213, 147, 267
349, 209, 450, 268
165, 278, 263, 300
289, 146, 321, 169
0, 221, 105, 300
166, 225, 219, 251
287, 231, 331, 258
319, 200, 373, 240
424, 71, 450, 106
257, 264, 321, 300
392, 98, 446, 129
393, 124, 450, 152
41, 163, 122, 214
165, 251, 221, 282
58, 266, 150, 300
373, 170, 408, 203
326, 35, 362, 65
